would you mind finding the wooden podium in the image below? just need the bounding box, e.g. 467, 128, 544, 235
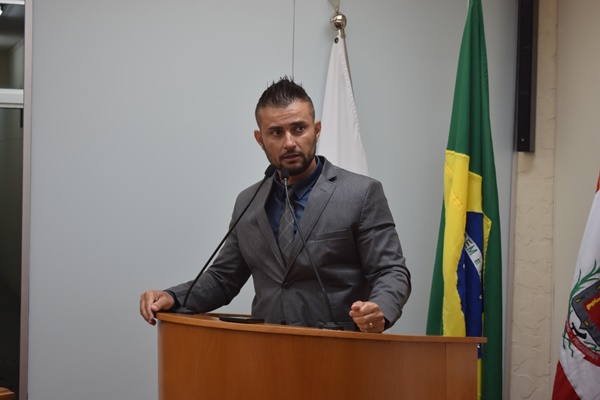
157, 313, 484, 400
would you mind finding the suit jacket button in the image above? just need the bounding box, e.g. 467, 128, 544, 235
282, 281, 291, 289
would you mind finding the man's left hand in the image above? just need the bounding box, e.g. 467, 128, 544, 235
349, 301, 385, 333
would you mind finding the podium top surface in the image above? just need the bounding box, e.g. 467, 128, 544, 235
0, 387, 15, 400
157, 312, 486, 344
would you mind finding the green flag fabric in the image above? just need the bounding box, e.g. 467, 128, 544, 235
426, 0, 503, 398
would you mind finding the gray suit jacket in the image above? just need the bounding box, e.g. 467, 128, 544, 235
168, 158, 411, 330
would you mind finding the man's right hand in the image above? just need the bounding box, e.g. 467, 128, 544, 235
139, 290, 175, 326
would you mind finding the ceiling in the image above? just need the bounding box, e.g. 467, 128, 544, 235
0, 3, 25, 51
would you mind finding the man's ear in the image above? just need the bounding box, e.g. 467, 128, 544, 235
315, 120, 322, 141
254, 130, 264, 149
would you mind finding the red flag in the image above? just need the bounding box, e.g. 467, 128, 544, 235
552, 173, 600, 399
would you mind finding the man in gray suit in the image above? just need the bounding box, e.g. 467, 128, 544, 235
140, 78, 410, 333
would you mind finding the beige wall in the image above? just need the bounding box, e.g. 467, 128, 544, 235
509, 0, 557, 397
509, 0, 600, 398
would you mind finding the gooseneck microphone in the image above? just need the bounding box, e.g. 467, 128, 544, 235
280, 168, 343, 330
173, 164, 277, 314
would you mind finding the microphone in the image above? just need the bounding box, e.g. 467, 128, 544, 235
173, 164, 277, 314
280, 168, 343, 330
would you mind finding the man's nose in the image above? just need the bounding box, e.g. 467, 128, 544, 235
283, 132, 296, 148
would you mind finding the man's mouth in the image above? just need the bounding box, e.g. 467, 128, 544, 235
282, 153, 301, 162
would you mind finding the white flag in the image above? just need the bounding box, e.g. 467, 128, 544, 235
319, 32, 369, 176
553, 173, 600, 399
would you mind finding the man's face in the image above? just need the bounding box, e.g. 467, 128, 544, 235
254, 101, 321, 185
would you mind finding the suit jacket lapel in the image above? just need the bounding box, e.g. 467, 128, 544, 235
252, 177, 287, 269
286, 161, 337, 271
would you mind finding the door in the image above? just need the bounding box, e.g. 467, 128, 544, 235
0, 1, 25, 398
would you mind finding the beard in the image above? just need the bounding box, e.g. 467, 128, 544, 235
285, 153, 314, 176
278, 142, 317, 177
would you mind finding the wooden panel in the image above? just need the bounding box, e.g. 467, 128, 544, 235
445, 343, 479, 399
157, 314, 483, 400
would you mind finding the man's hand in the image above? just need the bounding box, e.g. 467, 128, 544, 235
349, 301, 385, 333
139, 290, 175, 326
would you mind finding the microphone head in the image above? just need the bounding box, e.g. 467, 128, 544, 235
280, 167, 290, 180
264, 164, 277, 176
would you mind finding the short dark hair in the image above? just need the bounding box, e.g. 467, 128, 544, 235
255, 77, 315, 126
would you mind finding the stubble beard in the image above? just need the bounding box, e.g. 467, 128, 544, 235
282, 143, 316, 177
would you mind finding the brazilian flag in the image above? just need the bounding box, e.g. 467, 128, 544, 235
426, 0, 503, 399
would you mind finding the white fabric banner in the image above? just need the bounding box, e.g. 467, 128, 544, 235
556, 174, 600, 399
318, 32, 369, 176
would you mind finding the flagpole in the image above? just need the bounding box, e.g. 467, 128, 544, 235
328, 0, 340, 13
